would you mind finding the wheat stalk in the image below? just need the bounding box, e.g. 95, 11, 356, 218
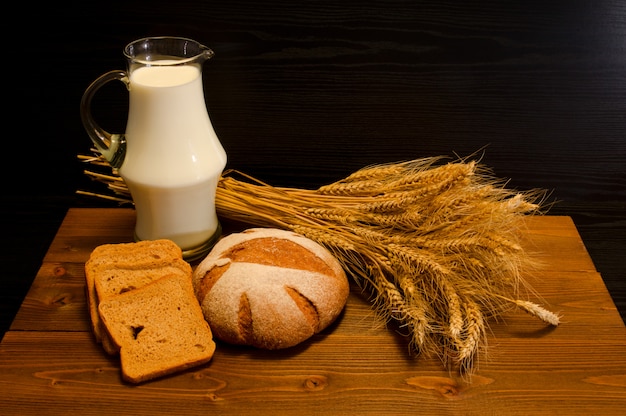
78, 150, 559, 374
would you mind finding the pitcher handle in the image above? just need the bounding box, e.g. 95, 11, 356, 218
80, 70, 128, 169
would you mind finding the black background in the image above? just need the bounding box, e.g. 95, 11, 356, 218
3, 0, 625, 337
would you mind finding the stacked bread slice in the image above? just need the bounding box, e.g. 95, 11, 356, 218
85, 239, 216, 383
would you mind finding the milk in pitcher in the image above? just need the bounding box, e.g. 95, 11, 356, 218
119, 63, 227, 250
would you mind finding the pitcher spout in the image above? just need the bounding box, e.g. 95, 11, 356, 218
201, 46, 215, 62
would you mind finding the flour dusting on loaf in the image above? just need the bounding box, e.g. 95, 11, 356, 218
193, 228, 350, 349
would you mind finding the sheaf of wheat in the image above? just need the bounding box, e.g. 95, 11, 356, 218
77, 151, 560, 374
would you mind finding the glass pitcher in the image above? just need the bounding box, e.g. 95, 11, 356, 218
80, 36, 227, 261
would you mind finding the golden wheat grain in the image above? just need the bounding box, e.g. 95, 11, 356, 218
348, 227, 405, 247
340, 164, 407, 183
508, 298, 561, 326
304, 207, 359, 223
421, 184, 497, 223
379, 279, 409, 320
355, 193, 422, 213
365, 209, 426, 228
317, 178, 386, 196
389, 275, 437, 354
389, 161, 475, 190
386, 243, 451, 276
458, 300, 485, 369
443, 283, 464, 343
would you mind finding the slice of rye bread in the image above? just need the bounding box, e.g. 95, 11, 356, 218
98, 273, 216, 384
89, 262, 193, 354
84, 240, 191, 354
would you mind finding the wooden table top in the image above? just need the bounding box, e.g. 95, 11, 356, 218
1, 208, 625, 415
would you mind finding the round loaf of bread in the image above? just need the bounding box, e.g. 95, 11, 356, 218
192, 228, 350, 349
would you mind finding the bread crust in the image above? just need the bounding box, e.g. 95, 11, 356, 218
85, 239, 215, 383
98, 273, 216, 383
84, 239, 190, 354
193, 228, 350, 349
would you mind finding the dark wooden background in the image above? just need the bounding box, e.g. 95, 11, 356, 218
3, 0, 625, 337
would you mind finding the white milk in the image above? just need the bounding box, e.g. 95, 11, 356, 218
119, 64, 227, 250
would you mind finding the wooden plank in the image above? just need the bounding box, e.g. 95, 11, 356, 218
42, 208, 136, 264
9, 262, 91, 332
2, 208, 626, 415
1, 331, 624, 415
519, 215, 598, 273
